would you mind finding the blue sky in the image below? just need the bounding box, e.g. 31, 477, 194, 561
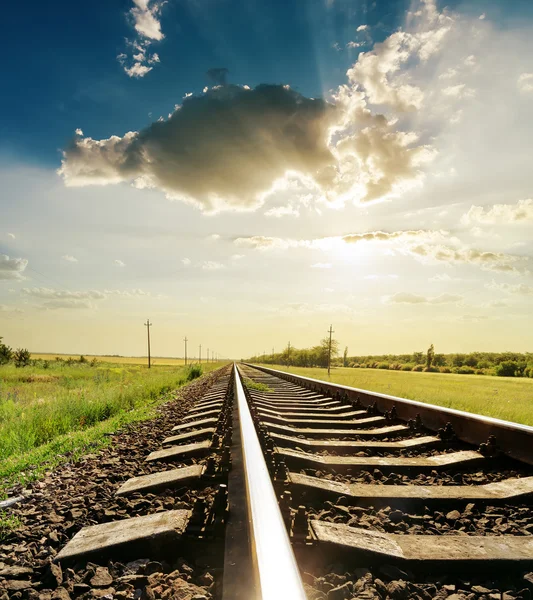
1, 0, 533, 357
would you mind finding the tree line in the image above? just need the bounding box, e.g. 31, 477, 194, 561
248, 340, 533, 378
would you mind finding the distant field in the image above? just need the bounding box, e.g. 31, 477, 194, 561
0, 359, 225, 494
262, 365, 533, 427
31, 353, 213, 366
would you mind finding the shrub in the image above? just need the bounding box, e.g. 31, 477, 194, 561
79, 355, 87, 364
412, 365, 424, 372
13, 348, 31, 368
423, 366, 439, 373
496, 361, 518, 377
0, 340, 13, 365
476, 369, 485, 375
457, 366, 475, 375
401, 364, 413, 371
439, 367, 451, 374
186, 365, 203, 381
377, 362, 390, 370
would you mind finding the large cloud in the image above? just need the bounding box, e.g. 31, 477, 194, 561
60, 2, 449, 213
59, 85, 337, 213
0, 255, 28, 281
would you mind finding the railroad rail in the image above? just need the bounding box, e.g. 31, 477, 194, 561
4, 362, 533, 599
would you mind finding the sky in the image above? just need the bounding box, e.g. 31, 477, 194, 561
1, 0, 532, 358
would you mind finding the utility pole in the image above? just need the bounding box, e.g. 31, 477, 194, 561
144, 319, 152, 369
199, 344, 201, 363
327, 324, 334, 376
184, 336, 188, 366
287, 341, 291, 368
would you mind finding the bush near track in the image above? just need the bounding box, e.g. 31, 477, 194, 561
264, 365, 533, 427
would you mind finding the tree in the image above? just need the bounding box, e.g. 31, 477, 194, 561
412, 351, 424, 364
318, 336, 339, 369
0, 337, 13, 365
426, 344, 435, 369
13, 348, 31, 368
343, 346, 348, 367
496, 361, 518, 377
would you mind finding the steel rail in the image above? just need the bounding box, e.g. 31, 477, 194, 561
245, 363, 533, 466
233, 364, 307, 600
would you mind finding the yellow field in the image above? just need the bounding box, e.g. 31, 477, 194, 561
31, 353, 222, 366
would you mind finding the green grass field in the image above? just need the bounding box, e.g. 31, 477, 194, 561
0, 359, 225, 494
263, 365, 533, 427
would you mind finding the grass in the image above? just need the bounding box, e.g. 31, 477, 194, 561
263, 365, 533, 427
0, 511, 22, 541
243, 378, 272, 392
0, 360, 225, 495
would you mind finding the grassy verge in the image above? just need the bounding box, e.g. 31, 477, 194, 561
0, 361, 224, 495
263, 365, 533, 426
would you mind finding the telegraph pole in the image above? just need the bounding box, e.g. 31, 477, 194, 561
327, 324, 334, 376
199, 344, 201, 363
144, 319, 152, 369
184, 336, 188, 366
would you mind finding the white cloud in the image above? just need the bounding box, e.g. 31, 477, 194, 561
486, 281, 533, 295
428, 273, 462, 282
130, 0, 164, 41
234, 229, 445, 251
114, 259, 126, 267
264, 205, 300, 218
345, 2, 452, 111
311, 263, 332, 269
202, 261, 225, 271
7, 233, 16, 239
442, 83, 474, 98
22, 288, 106, 301
118, 1, 165, 78
408, 244, 529, 275
124, 62, 152, 78
62, 255, 78, 263
461, 199, 533, 225
364, 274, 399, 280
385, 292, 463, 304
356, 25, 368, 32
479, 13, 486, 20
75, 128, 83, 136
518, 73, 533, 93
0, 255, 28, 281
21, 287, 158, 310
231, 254, 244, 260
0, 305, 24, 314
182, 258, 191, 266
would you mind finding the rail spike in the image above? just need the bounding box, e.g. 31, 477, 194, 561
386, 405, 398, 422
408, 413, 423, 431
438, 422, 456, 441
479, 434, 500, 458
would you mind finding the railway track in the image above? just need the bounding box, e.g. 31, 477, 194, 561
3, 363, 533, 599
